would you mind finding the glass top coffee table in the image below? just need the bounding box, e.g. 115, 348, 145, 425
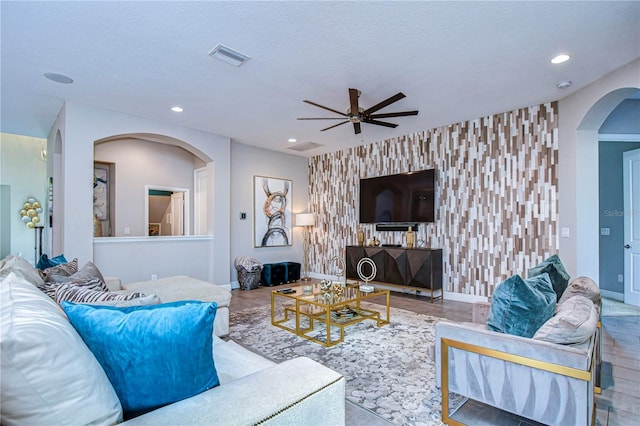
271, 281, 390, 347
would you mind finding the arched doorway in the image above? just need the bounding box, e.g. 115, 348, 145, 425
575, 87, 639, 304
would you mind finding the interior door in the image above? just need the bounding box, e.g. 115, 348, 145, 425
193, 167, 207, 235
170, 192, 184, 236
623, 148, 640, 306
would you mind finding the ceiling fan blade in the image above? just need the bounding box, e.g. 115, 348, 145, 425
369, 110, 419, 119
303, 100, 347, 117
363, 92, 406, 115
362, 118, 398, 128
321, 121, 349, 131
349, 88, 359, 115
353, 122, 361, 134
297, 117, 349, 120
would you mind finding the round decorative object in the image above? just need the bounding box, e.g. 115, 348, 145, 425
27, 209, 37, 217
23, 202, 33, 210
19, 209, 27, 217
357, 257, 376, 283
32, 201, 41, 209
328, 256, 345, 281
21, 216, 31, 223
26, 221, 35, 229
32, 216, 40, 224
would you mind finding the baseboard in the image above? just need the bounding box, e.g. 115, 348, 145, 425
443, 291, 488, 304
600, 289, 624, 301
230, 281, 240, 290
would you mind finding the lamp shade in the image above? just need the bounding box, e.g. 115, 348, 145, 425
296, 213, 315, 227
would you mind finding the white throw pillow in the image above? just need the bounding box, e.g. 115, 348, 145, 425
533, 295, 598, 345
0, 272, 122, 425
0, 255, 44, 288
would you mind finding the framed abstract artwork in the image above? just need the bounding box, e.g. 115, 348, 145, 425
93, 162, 110, 221
254, 176, 292, 247
148, 223, 160, 236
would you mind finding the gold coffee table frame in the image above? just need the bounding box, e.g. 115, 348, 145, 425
271, 282, 390, 347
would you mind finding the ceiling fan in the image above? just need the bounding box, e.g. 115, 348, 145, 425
297, 88, 418, 134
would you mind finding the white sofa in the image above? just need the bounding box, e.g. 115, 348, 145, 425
1, 256, 346, 425
106, 275, 232, 337
436, 276, 601, 426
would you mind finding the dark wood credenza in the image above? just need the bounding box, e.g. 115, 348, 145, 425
345, 246, 443, 302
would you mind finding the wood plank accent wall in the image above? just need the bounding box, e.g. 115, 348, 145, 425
308, 102, 559, 297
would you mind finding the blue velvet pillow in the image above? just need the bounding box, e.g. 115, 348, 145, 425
528, 254, 570, 301
487, 273, 557, 338
62, 300, 219, 417
36, 253, 68, 270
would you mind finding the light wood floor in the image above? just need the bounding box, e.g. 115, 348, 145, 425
229, 284, 640, 426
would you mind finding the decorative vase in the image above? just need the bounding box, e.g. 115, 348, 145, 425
406, 227, 414, 248
357, 230, 365, 246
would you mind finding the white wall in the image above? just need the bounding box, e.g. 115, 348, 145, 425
94, 138, 204, 236
230, 142, 309, 287
48, 102, 231, 285
558, 58, 640, 278
0, 133, 48, 264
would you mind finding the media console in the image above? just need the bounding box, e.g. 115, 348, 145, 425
345, 246, 443, 302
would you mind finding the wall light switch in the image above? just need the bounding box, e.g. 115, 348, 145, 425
618, 274, 624, 283
600, 227, 611, 236
124, 227, 130, 235
240, 212, 247, 220
560, 227, 570, 238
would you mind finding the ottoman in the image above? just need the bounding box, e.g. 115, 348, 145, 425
121, 275, 232, 337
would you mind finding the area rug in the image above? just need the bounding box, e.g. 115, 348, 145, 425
229, 303, 464, 426
602, 298, 640, 316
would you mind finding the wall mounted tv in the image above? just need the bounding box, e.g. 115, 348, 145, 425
359, 169, 435, 224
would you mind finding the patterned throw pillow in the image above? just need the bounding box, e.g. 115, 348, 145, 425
39, 258, 79, 283
55, 283, 146, 304
38, 260, 104, 299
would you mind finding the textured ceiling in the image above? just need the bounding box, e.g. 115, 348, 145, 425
1, 1, 639, 157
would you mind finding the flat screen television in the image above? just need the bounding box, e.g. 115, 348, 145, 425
359, 169, 435, 224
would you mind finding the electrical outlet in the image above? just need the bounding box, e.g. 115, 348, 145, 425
240, 212, 247, 220
124, 227, 130, 235
618, 274, 624, 283
560, 227, 570, 238
151, 274, 158, 281
600, 227, 610, 236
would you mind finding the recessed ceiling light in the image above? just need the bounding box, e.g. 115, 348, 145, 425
288, 138, 297, 143
44, 72, 73, 84
551, 54, 570, 64
171, 106, 183, 112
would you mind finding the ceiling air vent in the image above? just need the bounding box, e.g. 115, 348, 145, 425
208, 44, 250, 67
287, 141, 323, 152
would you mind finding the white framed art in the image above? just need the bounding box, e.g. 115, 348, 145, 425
254, 175, 292, 247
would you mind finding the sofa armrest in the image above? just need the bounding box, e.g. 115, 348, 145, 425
435, 321, 594, 387
121, 357, 345, 426
104, 276, 122, 291
435, 321, 596, 426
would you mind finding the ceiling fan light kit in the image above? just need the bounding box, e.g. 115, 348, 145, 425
298, 88, 418, 134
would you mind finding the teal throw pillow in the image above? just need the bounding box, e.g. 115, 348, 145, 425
528, 254, 570, 301
487, 273, 557, 338
36, 253, 68, 270
62, 300, 219, 418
